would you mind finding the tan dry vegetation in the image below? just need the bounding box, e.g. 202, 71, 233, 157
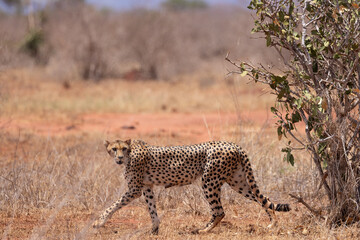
0, 68, 273, 117
1, 69, 360, 239
1, 1, 359, 238
0, 3, 277, 81
1, 126, 359, 239
0, 130, 300, 239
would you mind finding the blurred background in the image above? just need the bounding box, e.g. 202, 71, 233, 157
0, 0, 276, 81
1, 1, 314, 239
0, 0, 282, 140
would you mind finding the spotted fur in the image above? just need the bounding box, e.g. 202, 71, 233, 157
93, 139, 290, 234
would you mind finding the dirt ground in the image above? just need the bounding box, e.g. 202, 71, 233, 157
0, 111, 277, 141
1, 69, 359, 239
1, 112, 235, 140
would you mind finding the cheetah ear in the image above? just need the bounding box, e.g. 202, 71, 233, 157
124, 139, 131, 146
103, 140, 110, 148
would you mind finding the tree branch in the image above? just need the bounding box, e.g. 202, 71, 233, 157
289, 193, 325, 219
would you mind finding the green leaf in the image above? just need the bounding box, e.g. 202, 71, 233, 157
279, 11, 285, 21
291, 111, 301, 123
293, 32, 300, 40
286, 152, 295, 166
282, 147, 295, 166
266, 35, 271, 47
318, 142, 327, 154
311, 30, 318, 35
288, 2, 294, 15
294, 98, 303, 109
315, 126, 323, 137
271, 107, 278, 113
278, 88, 286, 99
240, 71, 248, 77
304, 90, 312, 100
277, 126, 282, 136
312, 61, 318, 73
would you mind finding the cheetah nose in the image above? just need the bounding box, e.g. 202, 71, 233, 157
115, 156, 123, 165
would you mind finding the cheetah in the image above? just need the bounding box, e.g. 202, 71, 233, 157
93, 139, 290, 234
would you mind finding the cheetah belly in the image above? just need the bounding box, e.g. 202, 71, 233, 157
143, 157, 204, 187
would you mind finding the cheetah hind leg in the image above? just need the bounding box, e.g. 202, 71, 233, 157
227, 169, 279, 228
191, 175, 225, 234
265, 208, 278, 228
191, 213, 225, 234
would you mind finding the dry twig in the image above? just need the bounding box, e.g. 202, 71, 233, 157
289, 194, 325, 219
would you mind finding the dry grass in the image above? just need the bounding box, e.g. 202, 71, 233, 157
1, 68, 360, 239
2, 130, 359, 239
0, 68, 273, 118
0, 132, 287, 239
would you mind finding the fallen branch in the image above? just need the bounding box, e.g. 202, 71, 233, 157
312, 171, 328, 199
289, 194, 325, 220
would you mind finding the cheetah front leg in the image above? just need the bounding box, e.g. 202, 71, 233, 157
93, 189, 142, 228
143, 186, 160, 234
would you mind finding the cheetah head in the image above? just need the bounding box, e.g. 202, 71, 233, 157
104, 139, 131, 165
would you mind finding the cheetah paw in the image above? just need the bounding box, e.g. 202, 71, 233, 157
92, 219, 105, 228
266, 221, 278, 229
151, 227, 159, 235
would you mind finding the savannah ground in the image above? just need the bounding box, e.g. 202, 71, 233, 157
1, 68, 360, 240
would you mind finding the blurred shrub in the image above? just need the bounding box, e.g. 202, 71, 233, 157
0, 2, 277, 81
121, 10, 187, 79
43, 2, 119, 81
0, 14, 33, 68
19, 29, 44, 59
162, 0, 207, 11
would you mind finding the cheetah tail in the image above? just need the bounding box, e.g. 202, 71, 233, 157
239, 149, 291, 213
271, 203, 291, 212
261, 196, 291, 212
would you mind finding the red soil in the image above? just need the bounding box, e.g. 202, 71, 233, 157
0, 112, 275, 142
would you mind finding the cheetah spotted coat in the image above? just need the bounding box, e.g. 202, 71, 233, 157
93, 139, 290, 234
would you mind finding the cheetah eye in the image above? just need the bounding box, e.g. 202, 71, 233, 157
122, 147, 127, 151
111, 148, 117, 152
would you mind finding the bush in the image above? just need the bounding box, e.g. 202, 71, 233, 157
19, 29, 44, 59
228, 0, 360, 225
